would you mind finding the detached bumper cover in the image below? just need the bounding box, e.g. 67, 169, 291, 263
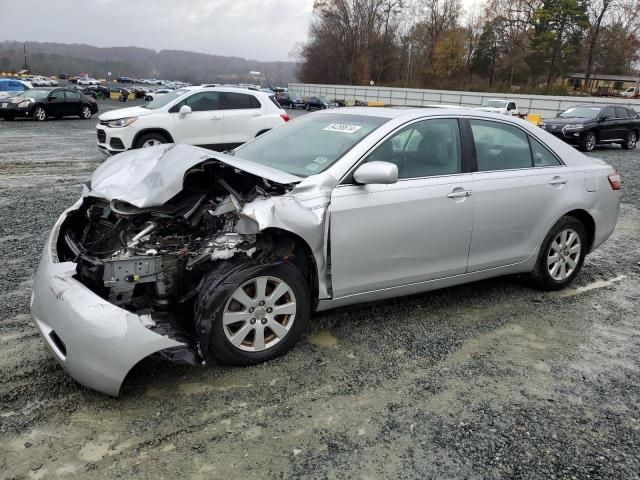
30, 207, 184, 396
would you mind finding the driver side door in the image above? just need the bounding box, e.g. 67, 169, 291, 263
46, 90, 65, 117
329, 118, 475, 298
171, 91, 225, 147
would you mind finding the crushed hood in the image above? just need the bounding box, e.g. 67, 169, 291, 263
90, 144, 302, 208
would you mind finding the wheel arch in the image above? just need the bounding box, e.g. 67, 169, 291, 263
255, 128, 271, 137
260, 227, 319, 309
132, 128, 174, 147
564, 209, 596, 252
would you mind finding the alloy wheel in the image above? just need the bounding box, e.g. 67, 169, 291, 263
82, 106, 92, 119
585, 133, 596, 151
628, 132, 637, 149
142, 139, 162, 147
547, 228, 581, 281
34, 107, 46, 121
222, 276, 297, 352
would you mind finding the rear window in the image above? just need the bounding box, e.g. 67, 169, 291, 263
268, 95, 282, 109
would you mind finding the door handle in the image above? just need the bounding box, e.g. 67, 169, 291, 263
549, 177, 567, 185
251, 112, 262, 117
210, 116, 222, 121
447, 190, 472, 198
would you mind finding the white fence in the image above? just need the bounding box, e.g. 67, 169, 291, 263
288, 83, 640, 118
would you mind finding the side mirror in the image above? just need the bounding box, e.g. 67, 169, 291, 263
556, 112, 561, 117
353, 161, 398, 185
178, 105, 192, 117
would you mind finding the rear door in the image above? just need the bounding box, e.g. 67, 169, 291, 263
597, 107, 618, 140
171, 91, 224, 146
221, 92, 265, 145
614, 107, 632, 139
63, 90, 82, 116
466, 118, 571, 272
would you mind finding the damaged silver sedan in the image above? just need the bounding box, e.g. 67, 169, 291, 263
31, 108, 621, 395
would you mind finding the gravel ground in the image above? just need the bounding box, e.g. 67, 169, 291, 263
0, 104, 639, 479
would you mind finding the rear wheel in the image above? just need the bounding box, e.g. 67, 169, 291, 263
80, 105, 93, 119
622, 130, 637, 150
135, 132, 168, 148
197, 261, 310, 366
530, 216, 587, 290
33, 106, 47, 121
579, 132, 597, 152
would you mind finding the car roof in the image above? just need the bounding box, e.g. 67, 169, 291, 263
315, 106, 478, 119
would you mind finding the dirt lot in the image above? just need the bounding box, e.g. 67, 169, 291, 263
0, 103, 639, 479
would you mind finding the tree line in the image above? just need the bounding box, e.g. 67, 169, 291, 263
298, 0, 640, 93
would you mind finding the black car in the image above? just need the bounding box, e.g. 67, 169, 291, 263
0, 87, 98, 121
306, 95, 339, 111
540, 104, 640, 151
277, 92, 306, 109
82, 85, 111, 100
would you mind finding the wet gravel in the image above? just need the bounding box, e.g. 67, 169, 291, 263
0, 104, 639, 479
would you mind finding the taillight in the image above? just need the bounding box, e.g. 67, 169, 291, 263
280, 113, 289, 122
608, 172, 621, 190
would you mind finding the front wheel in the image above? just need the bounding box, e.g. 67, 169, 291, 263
197, 261, 311, 366
135, 132, 168, 148
530, 216, 587, 290
32, 106, 47, 121
622, 130, 637, 150
80, 105, 93, 119
579, 132, 597, 152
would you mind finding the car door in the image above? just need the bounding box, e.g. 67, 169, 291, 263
46, 89, 65, 117
63, 90, 81, 116
171, 91, 224, 146
221, 92, 265, 146
329, 118, 475, 298
597, 107, 617, 140
614, 107, 631, 139
466, 118, 571, 272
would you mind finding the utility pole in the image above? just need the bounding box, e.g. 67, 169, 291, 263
22, 43, 30, 72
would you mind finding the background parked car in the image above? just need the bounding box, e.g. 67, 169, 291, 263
82, 85, 111, 100
306, 95, 339, 110
0, 79, 33, 98
96, 86, 288, 154
277, 92, 306, 109
144, 88, 173, 101
0, 87, 98, 121
539, 104, 640, 151
76, 77, 100, 86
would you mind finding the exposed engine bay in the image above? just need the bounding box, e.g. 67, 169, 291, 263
56, 159, 295, 363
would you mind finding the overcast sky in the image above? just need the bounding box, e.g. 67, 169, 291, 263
1, 0, 479, 62
1, 0, 315, 62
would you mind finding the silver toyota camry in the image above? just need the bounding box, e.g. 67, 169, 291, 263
31, 107, 621, 395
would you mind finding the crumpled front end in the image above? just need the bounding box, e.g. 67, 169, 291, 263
30, 204, 186, 396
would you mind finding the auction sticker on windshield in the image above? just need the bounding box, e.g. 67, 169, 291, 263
323, 123, 362, 134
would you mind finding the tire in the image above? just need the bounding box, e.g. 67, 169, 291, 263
530, 216, 587, 291
134, 132, 168, 149
622, 130, 637, 150
579, 132, 597, 152
80, 105, 93, 120
32, 106, 47, 121
197, 260, 311, 366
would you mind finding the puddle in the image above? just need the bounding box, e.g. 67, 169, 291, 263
561, 275, 626, 297
308, 331, 337, 347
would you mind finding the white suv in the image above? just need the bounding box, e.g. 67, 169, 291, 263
96, 86, 289, 155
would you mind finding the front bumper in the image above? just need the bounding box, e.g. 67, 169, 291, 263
96, 124, 131, 155
540, 126, 586, 144
0, 104, 30, 117
30, 205, 185, 396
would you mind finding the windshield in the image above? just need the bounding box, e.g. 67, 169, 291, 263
485, 100, 508, 108
559, 106, 602, 119
144, 88, 190, 109
21, 89, 50, 99
234, 113, 388, 177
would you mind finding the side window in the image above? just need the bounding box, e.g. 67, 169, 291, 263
367, 118, 461, 179
184, 92, 220, 112
470, 120, 532, 171
601, 107, 615, 119
223, 92, 259, 109
530, 137, 561, 167
615, 107, 629, 118
49, 91, 64, 102
64, 91, 80, 101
